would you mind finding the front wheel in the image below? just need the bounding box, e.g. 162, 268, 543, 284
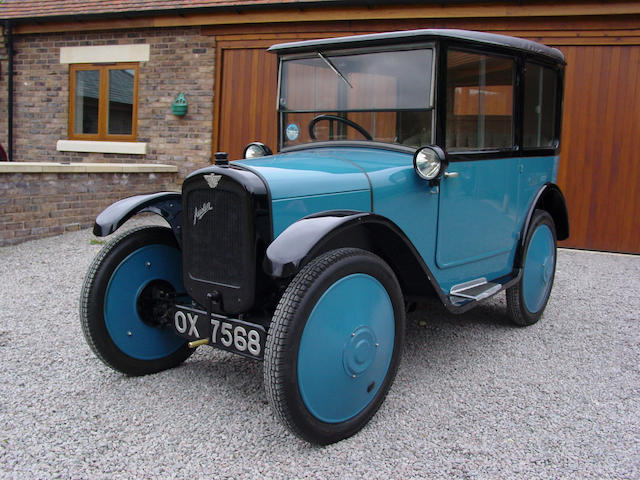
80, 226, 193, 375
264, 248, 405, 444
507, 210, 557, 326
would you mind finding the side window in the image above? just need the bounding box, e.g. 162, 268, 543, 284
69, 63, 138, 141
446, 50, 515, 151
523, 63, 558, 148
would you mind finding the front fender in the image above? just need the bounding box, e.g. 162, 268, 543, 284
263, 210, 444, 301
263, 211, 368, 278
93, 192, 182, 240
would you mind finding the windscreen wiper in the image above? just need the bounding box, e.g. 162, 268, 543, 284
317, 52, 353, 89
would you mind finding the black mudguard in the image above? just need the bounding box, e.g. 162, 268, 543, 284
517, 183, 569, 266
264, 211, 368, 278
263, 211, 445, 304
93, 192, 182, 241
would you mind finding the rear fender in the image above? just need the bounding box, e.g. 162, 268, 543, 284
93, 192, 182, 243
517, 183, 569, 266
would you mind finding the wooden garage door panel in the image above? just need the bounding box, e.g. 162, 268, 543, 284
557, 45, 640, 253
216, 47, 278, 161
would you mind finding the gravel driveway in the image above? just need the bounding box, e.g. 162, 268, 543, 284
1, 219, 638, 479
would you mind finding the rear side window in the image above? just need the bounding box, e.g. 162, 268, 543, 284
446, 50, 515, 151
523, 63, 558, 148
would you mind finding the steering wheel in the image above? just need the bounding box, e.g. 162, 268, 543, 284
308, 114, 373, 141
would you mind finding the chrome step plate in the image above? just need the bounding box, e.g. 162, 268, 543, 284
450, 277, 502, 302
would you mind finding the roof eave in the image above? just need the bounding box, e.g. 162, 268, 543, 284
0, 0, 490, 23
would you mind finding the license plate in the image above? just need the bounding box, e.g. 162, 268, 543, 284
172, 305, 266, 360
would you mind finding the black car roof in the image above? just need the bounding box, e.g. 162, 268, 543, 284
268, 28, 565, 64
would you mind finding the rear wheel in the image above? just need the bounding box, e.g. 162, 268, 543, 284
80, 226, 192, 375
264, 248, 405, 444
507, 210, 557, 326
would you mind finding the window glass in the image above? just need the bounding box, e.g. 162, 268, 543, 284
280, 49, 433, 111
74, 70, 100, 135
523, 64, 557, 148
281, 110, 432, 147
69, 63, 138, 141
446, 50, 515, 150
279, 48, 434, 148
108, 69, 135, 135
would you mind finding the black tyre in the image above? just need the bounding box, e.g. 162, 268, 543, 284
80, 225, 193, 375
507, 210, 557, 326
264, 248, 405, 444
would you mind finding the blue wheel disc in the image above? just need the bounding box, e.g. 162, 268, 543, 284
297, 274, 395, 423
104, 244, 185, 360
523, 224, 555, 313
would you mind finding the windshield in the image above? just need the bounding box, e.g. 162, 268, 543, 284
279, 48, 434, 149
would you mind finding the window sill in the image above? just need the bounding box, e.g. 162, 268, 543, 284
56, 140, 147, 155
0, 162, 177, 174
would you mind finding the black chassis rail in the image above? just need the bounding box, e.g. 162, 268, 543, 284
171, 303, 267, 361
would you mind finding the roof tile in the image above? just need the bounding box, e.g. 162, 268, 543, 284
0, 0, 321, 20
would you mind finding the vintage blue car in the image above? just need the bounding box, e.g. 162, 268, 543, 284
81, 29, 569, 444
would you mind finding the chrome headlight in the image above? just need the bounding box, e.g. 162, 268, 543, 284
243, 142, 273, 159
413, 145, 446, 181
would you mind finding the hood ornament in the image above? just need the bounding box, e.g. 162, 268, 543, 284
204, 173, 222, 189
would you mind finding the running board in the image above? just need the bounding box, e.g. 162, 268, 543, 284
449, 278, 502, 306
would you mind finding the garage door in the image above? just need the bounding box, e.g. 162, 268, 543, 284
556, 45, 640, 253
214, 44, 279, 161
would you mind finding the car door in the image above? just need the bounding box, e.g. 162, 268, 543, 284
435, 49, 520, 283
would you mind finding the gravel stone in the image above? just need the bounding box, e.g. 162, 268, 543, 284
1, 217, 638, 479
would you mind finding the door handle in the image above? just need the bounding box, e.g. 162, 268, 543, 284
444, 171, 459, 179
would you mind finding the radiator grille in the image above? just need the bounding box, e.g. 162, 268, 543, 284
183, 174, 253, 292
181, 168, 263, 315
184, 187, 247, 285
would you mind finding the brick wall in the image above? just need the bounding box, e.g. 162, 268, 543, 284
0, 29, 8, 156
0, 26, 216, 246
0, 170, 178, 246
9, 26, 215, 179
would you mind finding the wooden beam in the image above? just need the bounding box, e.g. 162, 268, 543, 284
204, 16, 640, 36
13, 2, 640, 35
214, 29, 640, 44
536, 36, 640, 45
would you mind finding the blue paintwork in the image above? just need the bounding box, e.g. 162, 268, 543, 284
271, 190, 370, 238
104, 244, 185, 360
297, 274, 395, 423
523, 224, 555, 312
237, 153, 371, 236
436, 158, 519, 270
240, 148, 559, 295
236, 153, 369, 200
518, 155, 558, 218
